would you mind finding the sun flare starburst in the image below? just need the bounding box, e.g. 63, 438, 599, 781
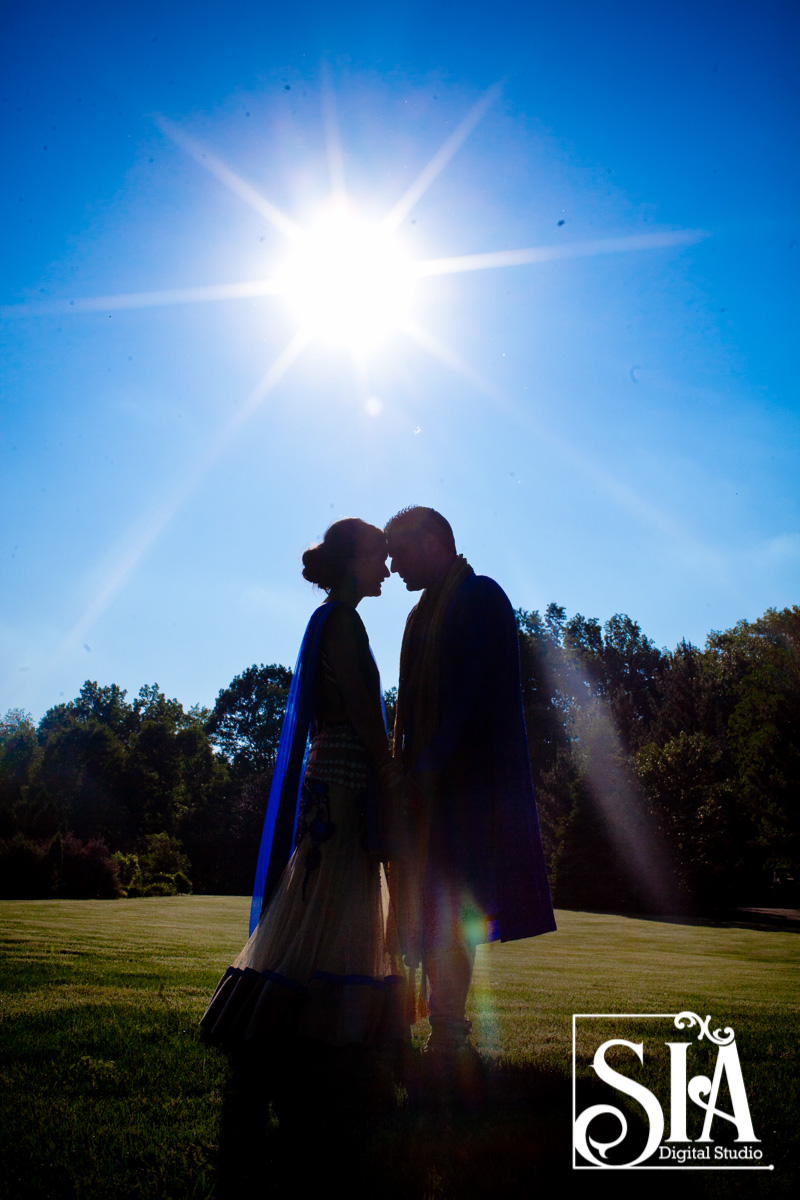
277, 204, 415, 349
3, 88, 707, 661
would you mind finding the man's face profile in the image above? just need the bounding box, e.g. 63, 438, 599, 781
387, 531, 429, 591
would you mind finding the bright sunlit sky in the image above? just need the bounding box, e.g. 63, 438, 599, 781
2, 1, 798, 720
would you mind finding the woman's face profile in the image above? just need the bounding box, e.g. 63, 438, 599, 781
353, 542, 390, 597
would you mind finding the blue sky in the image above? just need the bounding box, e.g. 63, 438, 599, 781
2, 0, 798, 720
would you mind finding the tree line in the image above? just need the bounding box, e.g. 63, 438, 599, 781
1, 604, 797, 911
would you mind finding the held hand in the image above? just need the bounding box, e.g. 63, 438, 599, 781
407, 770, 437, 811
377, 753, 405, 794
375, 755, 410, 859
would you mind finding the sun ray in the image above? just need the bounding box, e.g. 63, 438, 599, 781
1, 228, 703, 320
0, 279, 284, 318
381, 82, 502, 234
321, 68, 346, 203
402, 318, 726, 569
13, 93, 723, 656
542, 643, 680, 913
225, 327, 311, 433
413, 228, 708, 278
400, 316, 509, 407
154, 114, 302, 242
55, 328, 310, 661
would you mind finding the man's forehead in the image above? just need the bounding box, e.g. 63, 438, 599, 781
388, 529, 419, 552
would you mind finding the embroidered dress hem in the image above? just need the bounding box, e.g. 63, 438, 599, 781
201, 965, 407, 1048
201, 778, 406, 1049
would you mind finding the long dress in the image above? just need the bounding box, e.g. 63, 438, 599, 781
201, 604, 405, 1048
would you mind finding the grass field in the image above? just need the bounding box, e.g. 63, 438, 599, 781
1, 898, 797, 1198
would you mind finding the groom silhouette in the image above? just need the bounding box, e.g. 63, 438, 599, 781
385, 506, 556, 1052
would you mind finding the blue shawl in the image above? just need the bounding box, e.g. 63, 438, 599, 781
248, 601, 387, 935
248, 602, 337, 934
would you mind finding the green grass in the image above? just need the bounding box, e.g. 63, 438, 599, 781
1, 899, 798, 1198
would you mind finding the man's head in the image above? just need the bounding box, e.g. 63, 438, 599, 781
384, 506, 457, 591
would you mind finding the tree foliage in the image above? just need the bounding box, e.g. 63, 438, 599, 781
517, 603, 799, 910
1, 603, 797, 909
205, 664, 292, 776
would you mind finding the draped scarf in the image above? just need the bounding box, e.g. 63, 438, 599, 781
248, 602, 338, 935
393, 555, 473, 768
248, 600, 388, 936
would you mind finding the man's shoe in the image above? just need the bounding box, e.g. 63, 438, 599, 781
425, 1017, 473, 1053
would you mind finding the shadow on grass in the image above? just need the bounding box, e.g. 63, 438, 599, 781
565, 906, 800, 934
215, 1044, 783, 1199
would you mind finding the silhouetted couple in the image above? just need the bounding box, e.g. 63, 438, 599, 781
201, 507, 555, 1059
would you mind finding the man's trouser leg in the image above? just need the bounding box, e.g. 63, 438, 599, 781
425, 944, 476, 1050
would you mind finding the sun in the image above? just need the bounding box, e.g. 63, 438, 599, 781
277, 202, 415, 350
12, 91, 705, 655
14, 99, 703, 371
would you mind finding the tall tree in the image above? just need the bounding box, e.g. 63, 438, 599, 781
636, 732, 756, 906
724, 607, 800, 878
206, 664, 292, 776
0, 709, 38, 839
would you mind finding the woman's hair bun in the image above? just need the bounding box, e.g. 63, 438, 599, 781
301, 543, 337, 590
302, 518, 385, 592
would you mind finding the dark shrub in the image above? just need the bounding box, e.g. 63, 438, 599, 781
0, 834, 50, 898
59, 834, 122, 899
